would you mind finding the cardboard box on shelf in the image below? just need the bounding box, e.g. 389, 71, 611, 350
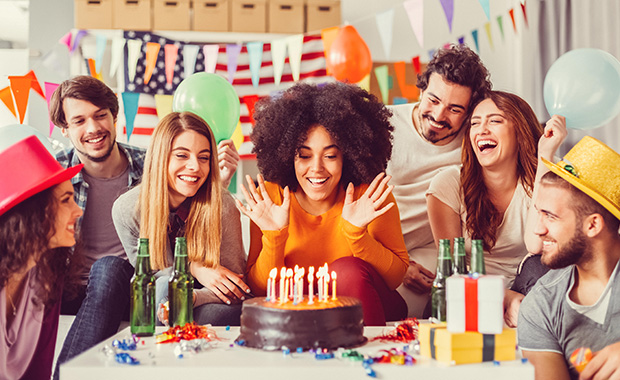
153, 0, 190, 30
230, 0, 267, 33
306, 0, 341, 32
268, 0, 304, 34
113, 0, 152, 30
419, 323, 517, 365
75, 0, 113, 29
193, 0, 229, 32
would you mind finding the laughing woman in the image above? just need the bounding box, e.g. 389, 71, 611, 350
112, 112, 247, 326
238, 82, 409, 326
0, 136, 83, 379
426, 90, 566, 326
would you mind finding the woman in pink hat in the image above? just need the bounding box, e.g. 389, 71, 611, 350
0, 136, 83, 380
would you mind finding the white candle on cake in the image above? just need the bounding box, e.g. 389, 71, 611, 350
279, 267, 286, 303
286, 268, 293, 301
331, 271, 337, 300
323, 271, 330, 302
269, 268, 277, 303
308, 266, 315, 304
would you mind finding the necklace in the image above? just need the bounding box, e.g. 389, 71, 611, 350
6, 291, 16, 316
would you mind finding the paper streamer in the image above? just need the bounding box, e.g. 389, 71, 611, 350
144, 42, 161, 85
286, 35, 304, 82
183, 44, 200, 79
403, 0, 424, 48
374, 65, 390, 105
121, 92, 140, 142
225, 44, 242, 84
271, 38, 287, 86
44, 82, 60, 136
9, 75, 32, 124
95, 35, 107, 73
154, 94, 174, 119
440, 0, 454, 32
164, 44, 179, 86
202, 45, 219, 74
246, 42, 264, 88
375, 9, 394, 59
110, 37, 126, 78
127, 39, 143, 83
0, 87, 16, 119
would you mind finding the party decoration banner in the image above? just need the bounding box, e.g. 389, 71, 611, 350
110, 37, 126, 78
203, 45, 219, 74
165, 44, 179, 85
0, 87, 16, 119
286, 35, 304, 82
497, 15, 505, 40
226, 44, 242, 84
8, 76, 32, 124
183, 44, 200, 80
247, 42, 264, 88
440, 0, 455, 32
403, 0, 424, 48
44, 82, 60, 136
122, 92, 140, 141
509, 9, 517, 32
127, 39, 143, 83
478, 0, 490, 20
374, 65, 389, 104
144, 42, 161, 85
484, 22, 494, 51
25, 71, 44, 99
271, 38, 287, 86
154, 94, 173, 119
375, 9, 395, 59
95, 35, 107, 73
471, 29, 480, 52
59, 31, 72, 50
71, 30, 88, 54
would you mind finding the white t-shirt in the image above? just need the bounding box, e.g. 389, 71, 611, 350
426, 166, 531, 286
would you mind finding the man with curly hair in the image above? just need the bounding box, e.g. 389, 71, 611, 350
385, 45, 492, 317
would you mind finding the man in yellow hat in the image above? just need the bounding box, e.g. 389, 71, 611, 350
517, 136, 620, 380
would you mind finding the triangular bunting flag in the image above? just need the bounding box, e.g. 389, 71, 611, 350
121, 92, 140, 142
428, 49, 436, 61
25, 71, 44, 99
412, 56, 421, 74
356, 74, 370, 92
374, 65, 390, 104
497, 15, 505, 40
9, 75, 32, 124
457, 36, 465, 45
59, 31, 72, 50
71, 30, 88, 54
127, 39, 143, 83
110, 37, 126, 78
202, 45, 219, 74
154, 94, 174, 120
231, 121, 244, 150
144, 42, 161, 85
403, 0, 424, 48
247, 42, 264, 88
509, 9, 517, 33
0, 87, 16, 119
87, 58, 103, 81
84, 58, 92, 76
243, 95, 260, 125
393, 61, 418, 99
439, 0, 454, 33
271, 38, 287, 86
226, 44, 242, 84
44, 82, 60, 136
375, 9, 395, 59
484, 22, 494, 51
478, 0, 490, 20
164, 44, 179, 86
521, 1, 528, 27
471, 29, 480, 52
443, 43, 451, 50
320, 26, 340, 74
95, 34, 107, 73
183, 44, 200, 79
286, 35, 304, 82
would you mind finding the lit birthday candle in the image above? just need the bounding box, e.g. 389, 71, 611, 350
308, 266, 315, 304
297, 267, 305, 302
317, 267, 324, 301
279, 267, 286, 303
269, 268, 277, 303
331, 271, 337, 300
323, 271, 330, 302
286, 268, 293, 301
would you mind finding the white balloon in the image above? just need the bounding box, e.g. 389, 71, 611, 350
0, 124, 56, 154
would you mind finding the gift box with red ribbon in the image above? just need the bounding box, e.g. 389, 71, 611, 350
446, 274, 504, 334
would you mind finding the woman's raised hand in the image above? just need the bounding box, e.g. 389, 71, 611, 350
235, 174, 290, 231
341, 172, 395, 228
539, 115, 567, 161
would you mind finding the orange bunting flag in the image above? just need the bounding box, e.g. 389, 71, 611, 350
243, 95, 260, 126
25, 71, 45, 99
0, 86, 16, 118
393, 61, 419, 100
8, 75, 32, 124
87, 59, 103, 81
412, 56, 421, 74
144, 42, 161, 85
521, 2, 528, 27
509, 9, 517, 32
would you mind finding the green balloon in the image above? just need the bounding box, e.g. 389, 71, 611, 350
172, 73, 240, 141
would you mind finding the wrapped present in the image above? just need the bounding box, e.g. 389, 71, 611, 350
446, 274, 504, 334
419, 323, 516, 365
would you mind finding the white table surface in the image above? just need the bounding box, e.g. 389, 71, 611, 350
61, 326, 533, 380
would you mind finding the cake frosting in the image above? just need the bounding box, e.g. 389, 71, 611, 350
236, 296, 366, 351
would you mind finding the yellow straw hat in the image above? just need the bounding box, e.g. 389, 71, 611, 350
541, 136, 620, 220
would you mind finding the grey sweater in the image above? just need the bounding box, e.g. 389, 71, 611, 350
111, 185, 246, 307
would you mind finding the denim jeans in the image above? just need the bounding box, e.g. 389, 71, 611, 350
54, 256, 134, 380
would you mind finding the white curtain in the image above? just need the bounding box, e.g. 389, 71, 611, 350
534, 0, 620, 155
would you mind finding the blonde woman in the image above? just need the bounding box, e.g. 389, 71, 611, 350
112, 112, 247, 325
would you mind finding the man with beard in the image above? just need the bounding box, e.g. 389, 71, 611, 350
385, 44, 492, 316
517, 136, 620, 380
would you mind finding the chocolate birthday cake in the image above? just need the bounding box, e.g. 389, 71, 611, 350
236, 296, 366, 351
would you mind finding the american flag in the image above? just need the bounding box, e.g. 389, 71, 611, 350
118, 31, 333, 157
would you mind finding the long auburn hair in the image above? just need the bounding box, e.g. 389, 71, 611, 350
461, 91, 542, 250
0, 186, 80, 307
139, 112, 222, 270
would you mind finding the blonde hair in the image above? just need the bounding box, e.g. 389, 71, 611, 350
139, 112, 222, 270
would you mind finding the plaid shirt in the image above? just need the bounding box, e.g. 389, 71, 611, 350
55, 142, 146, 232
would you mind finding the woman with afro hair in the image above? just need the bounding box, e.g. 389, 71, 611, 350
236, 82, 409, 325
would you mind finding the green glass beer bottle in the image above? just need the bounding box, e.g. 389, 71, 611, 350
130, 238, 156, 336
453, 237, 468, 274
431, 239, 453, 322
168, 237, 194, 327
470, 239, 486, 275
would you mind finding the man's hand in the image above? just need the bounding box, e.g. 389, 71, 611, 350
218, 139, 240, 188
402, 261, 434, 293
503, 289, 525, 328
580, 341, 620, 380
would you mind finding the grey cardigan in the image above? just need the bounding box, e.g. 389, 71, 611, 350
111, 185, 246, 306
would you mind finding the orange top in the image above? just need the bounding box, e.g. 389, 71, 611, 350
247, 181, 409, 295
